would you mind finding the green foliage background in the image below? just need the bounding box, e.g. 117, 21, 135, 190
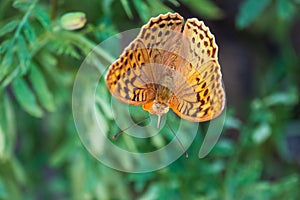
0, 0, 300, 199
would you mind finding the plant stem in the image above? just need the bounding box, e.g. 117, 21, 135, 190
50, 0, 57, 20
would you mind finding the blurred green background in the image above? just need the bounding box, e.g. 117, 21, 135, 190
0, 0, 300, 199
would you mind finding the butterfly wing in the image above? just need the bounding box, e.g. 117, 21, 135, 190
138, 13, 183, 64
106, 13, 184, 106
170, 19, 225, 122
105, 39, 154, 105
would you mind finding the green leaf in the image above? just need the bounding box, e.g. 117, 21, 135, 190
12, 76, 43, 117
147, 0, 172, 16
0, 68, 21, 90
34, 7, 51, 31
236, 0, 271, 29
0, 92, 16, 159
0, 39, 11, 54
252, 123, 271, 144
225, 115, 242, 129
12, 0, 31, 10
0, 20, 19, 37
138, 184, 160, 200
101, 0, 114, 14
11, 157, 26, 185
276, 0, 295, 20
4, 93, 16, 156
23, 21, 36, 43
1, 43, 13, 68
236, 161, 262, 185
120, 0, 133, 19
39, 51, 58, 67
264, 88, 298, 106
62, 42, 81, 59
272, 174, 299, 197
181, 0, 223, 19
48, 36, 81, 59
0, 40, 14, 81
133, 0, 150, 22
17, 35, 30, 74
167, 0, 180, 7
29, 64, 55, 112
0, 179, 7, 199
0, 121, 5, 159
211, 139, 234, 156
96, 94, 113, 120
50, 140, 74, 167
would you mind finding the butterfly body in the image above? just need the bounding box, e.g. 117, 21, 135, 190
106, 13, 225, 126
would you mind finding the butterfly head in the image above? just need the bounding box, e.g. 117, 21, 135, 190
152, 102, 169, 115
152, 102, 169, 129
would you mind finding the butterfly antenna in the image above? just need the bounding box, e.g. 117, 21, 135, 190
166, 122, 188, 158
112, 116, 150, 139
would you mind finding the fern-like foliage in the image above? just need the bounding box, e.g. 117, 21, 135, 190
0, 0, 113, 117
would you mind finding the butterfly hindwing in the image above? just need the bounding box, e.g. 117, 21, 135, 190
170, 60, 225, 122
106, 13, 184, 105
105, 39, 154, 105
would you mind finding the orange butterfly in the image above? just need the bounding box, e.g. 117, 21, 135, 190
106, 13, 225, 128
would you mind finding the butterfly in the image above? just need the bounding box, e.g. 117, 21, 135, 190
105, 13, 225, 128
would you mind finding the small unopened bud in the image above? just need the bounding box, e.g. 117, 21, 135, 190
60, 12, 86, 30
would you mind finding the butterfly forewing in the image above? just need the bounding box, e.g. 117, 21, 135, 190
106, 13, 184, 106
